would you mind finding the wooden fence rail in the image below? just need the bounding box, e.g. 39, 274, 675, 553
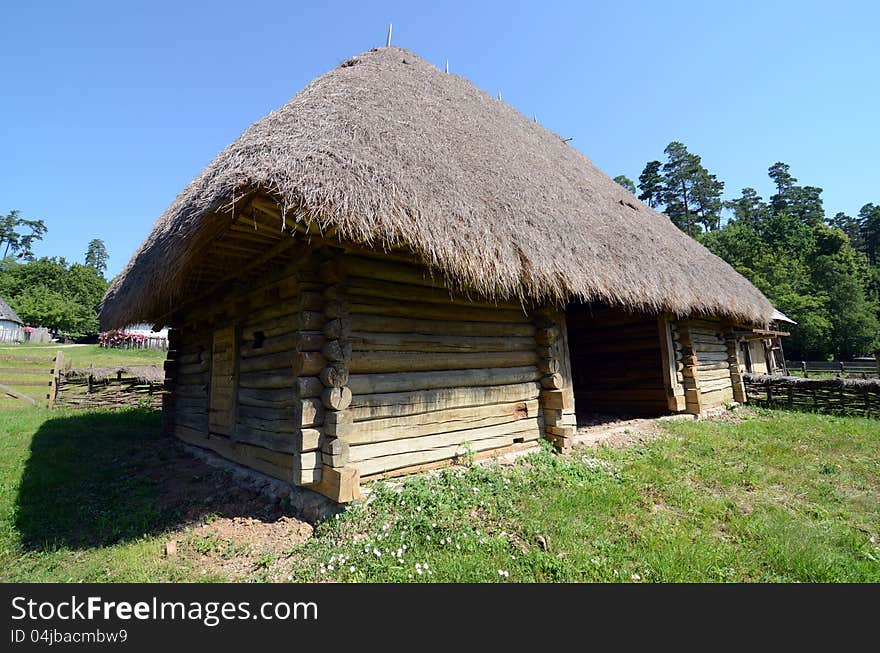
0, 351, 62, 407
744, 373, 880, 417
785, 359, 879, 378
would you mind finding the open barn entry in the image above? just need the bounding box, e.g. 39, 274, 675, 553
564, 304, 672, 420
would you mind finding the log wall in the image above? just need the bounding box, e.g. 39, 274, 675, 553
670, 317, 743, 413
332, 254, 543, 481
166, 257, 323, 489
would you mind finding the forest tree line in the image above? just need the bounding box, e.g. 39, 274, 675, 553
615, 144, 880, 360
0, 210, 108, 338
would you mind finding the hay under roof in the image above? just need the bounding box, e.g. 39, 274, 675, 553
0, 296, 23, 325
100, 47, 774, 329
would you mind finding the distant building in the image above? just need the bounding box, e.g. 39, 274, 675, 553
735, 309, 795, 375
0, 297, 25, 343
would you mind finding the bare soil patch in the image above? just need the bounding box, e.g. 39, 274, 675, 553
134, 435, 313, 578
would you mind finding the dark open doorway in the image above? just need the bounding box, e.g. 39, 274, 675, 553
565, 303, 671, 424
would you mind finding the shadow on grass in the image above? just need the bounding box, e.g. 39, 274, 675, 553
14, 409, 289, 551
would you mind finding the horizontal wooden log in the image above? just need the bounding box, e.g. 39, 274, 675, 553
297, 428, 323, 452
298, 376, 324, 398
540, 389, 572, 410
239, 351, 296, 374
240, 331, 323, 358
348, 382, 540, 422
346, 276, 522, 310
346, 400, 539, 445
175, 384, 208, 399
238, 387, 297, 408
696, 368, 733, 383
302, 397, 324, 427
353, 420, 541, 477
238, 403, 297, 423
699, 378, 733, 393
347, 331, 536, 353
700, 387, 735, 407
348, 296, 530, 324
349, 314, 535, 337
343, 255, 448, 290
238, 371, 296, 390
241, 314, 299, 340
348, 350, 538, 374
234, 423, 297, 452
291, 352, 327, 377
348, 366, 540, 395
175, 425, 295, 484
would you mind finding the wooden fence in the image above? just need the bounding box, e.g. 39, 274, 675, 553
0, 351, 63, 407
744, 373, 880, 416
55, 369, 164, 409
785, 359, 879, 378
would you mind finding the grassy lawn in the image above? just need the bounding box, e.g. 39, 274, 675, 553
0, 406, 877, 582
0, 343, 165, 368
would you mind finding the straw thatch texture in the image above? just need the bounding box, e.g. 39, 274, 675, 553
100, 47, 773, 329
0, 296, 23, 325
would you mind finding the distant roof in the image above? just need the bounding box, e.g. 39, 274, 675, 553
771, 309, 797, 325
0, 297, 23, 325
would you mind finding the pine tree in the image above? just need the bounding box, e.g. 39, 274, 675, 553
637, 161, 664, 208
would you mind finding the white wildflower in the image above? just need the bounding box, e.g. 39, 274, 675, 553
631, 573, 641, 581
350, 566, 356, 573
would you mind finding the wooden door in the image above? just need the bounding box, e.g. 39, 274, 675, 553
209, 325, 238, 436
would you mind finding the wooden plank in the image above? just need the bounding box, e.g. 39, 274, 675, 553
0, 367, 54, 374
0, 379, 51, 387
360, 441, 538, 482
349, 382, 541, 421
349, 297, 529, 323
347, 366, 540, 395
348, 350, 538, 374
346, 400, 539, 445
349, 314, 535, 337
0, 383, 37, 404
348, 331, 535, 353
175, 424, 295, 484
353, 421, 541, 477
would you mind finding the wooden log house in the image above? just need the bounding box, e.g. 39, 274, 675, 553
100, 48, 778, 502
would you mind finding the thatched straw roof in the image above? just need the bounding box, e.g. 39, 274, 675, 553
100, 47, 773, 328
0, 296, 23, 325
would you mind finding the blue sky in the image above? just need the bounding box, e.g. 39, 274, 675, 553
3, 1, 878, 278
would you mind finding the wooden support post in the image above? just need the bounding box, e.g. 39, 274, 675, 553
534, 306, 574, 452
48, 350, 63, 408
676, 320, 702, 416
658, 315, 686, 412
304, 251, 359, 501
723, 325, 746, 404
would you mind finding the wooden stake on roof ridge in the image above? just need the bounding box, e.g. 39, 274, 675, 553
386, 23, 392, 47
445, 59, 449, 73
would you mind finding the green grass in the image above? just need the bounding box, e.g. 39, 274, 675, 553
0, 407, 877, 582
0, 343, 165, 368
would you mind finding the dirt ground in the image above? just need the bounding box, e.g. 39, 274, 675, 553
137, 437, 314, 579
